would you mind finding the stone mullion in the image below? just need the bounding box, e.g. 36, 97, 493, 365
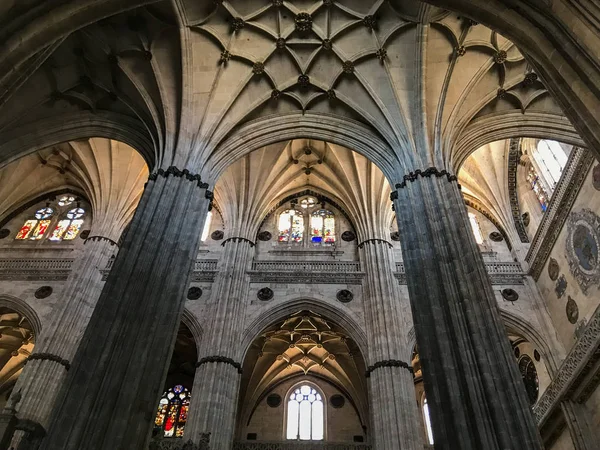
38, 172, 210, 450
185, 239, 253, 449
360, 243, 421, 450
9, 237, 115, 446
393, 173, 542, 450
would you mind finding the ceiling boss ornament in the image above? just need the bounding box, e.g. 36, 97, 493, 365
295, 12, 313, 32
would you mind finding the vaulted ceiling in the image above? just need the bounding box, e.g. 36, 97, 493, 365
0, 0, 577, 180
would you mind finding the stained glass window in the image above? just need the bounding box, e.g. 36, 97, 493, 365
279, 210, 304, 243
300, 197, 317, 209
286, 384, 324, 441
16, 220, 38, 240
58, 195, 75, 207
423, 398, 434, 445
49, 208, 85, 241
468, 212, 484, 245
311, 210, 335, 244
526, 165, 549, 212
518, 355, 539, 405
15, 199, 86, 243
154, 385, 191, 439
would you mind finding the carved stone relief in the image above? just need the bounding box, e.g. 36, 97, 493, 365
565, 209, 600, 295
566, 297, 579, 324
555, 275, 568, 298
548, 258, 559, 281
592, 164, 600, 191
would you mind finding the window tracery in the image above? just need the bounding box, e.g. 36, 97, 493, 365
277, 197, 335, 246
286, 384, 324, 441
278, 209, 304, 243
15, 196, 86, 242
518, 355, 539, 405
154, 385, 190, 438
526, 140, 568, 212
310, 210, 335, 244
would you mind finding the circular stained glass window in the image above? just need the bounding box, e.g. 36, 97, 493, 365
67, 208, 85, 220
34, 207, 54, 220
300, 197, 317, 209
58, 196, 76, 206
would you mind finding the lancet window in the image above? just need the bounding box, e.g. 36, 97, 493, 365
154, 385, 191, 438
286, 384, 324, 441
468, 212, 484, 245
15, 195, 86, 242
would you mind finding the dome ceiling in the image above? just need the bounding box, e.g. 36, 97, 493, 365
0, 0, 573, 176
213, 138, 392, 241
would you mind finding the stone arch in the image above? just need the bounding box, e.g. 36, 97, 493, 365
240, 297, 368, 365
0, 112, 155, 170
0, 294, 42, 339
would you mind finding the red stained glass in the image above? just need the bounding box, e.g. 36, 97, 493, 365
16, 220, 37, 240
30, 220, 51, 240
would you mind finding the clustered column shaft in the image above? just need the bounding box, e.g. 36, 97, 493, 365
392, 168, 543, 450
359, 241, 422, 450
185, 237, 254, 450
38, 169, 211, 450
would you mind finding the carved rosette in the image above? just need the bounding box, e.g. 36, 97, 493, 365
342, 60, 355, 74
494, 50, 507, 64
295, 12, 312, 32
219, 50, 231, 64
298, 74, 310, 88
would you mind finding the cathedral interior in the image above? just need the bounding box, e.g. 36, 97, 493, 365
0, 1, 599, 449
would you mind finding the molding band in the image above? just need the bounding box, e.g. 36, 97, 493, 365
26, 353, 70, 371
507, 138, 529, 243
365, 359, 413, 377
84, 235, 118, 247
395, 167, 459, 189
358, 238, 392, 249
148, 166, 209, 189
221, 237, 255, 248
196, 355, 242, 374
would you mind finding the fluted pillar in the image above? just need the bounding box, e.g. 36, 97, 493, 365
38, 169, 212, 450
359, 239, 421, 450
185, 237, 254, 450
391, 168, 542, 450
11, 236, 117, 449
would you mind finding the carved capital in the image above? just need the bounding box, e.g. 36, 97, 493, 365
84, 235, 118, 247
26, 353, 71, 371
395, 167, 459, 189
357, 238, 392, 249
221, 236, 255, 247
148, 166, 210, 189
196, 355, 242, 374
365, 359, 413, 377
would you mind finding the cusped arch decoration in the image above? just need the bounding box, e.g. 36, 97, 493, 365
240, 297, 368, 363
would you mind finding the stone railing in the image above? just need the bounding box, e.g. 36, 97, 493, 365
394, 261, 524, 285
149, 435, 210, 450
0, 258, 73, 281
190, 259, 219, 282
233, 443, 372, 450
248, 260, 364, 284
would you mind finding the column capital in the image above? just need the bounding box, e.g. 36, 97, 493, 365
196, 355, 243, 374
394, 166, 460, 189
365, 359, 413, 377
148, 166, 210, 189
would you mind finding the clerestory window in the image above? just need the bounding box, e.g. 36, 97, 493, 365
286, 384, 324, 441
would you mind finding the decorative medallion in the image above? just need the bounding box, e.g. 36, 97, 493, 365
211, 230, 224, 240
494, 50, 507, 64
336, 289, 353, 303
390, 231, 401, 242
187, 287, 203, 300
565, 209, 600, 294
298, 74, 310, 88
276, 38, 286, 49
523, 72, 538, 86
252, 62, 265, 75
555, 274, 567, 298
295, 13, 312, 32
258, 231, 272, 241
342, 60, 355, 74
35, 286, 53, 299
322, 39, 333, 50
257, 287, 274, 301
522, 212, 530, 227
548, 258, 559, 281
327, 89, 336, 100
362, 15, 376, 30
266, 393, 281, 407
219, 50, 231, 64
330, 394, 345, 408
514, 347, 520, 358
469, 19, 479, 26
271, 89, 281, 100
456, 46, 466, 56
0, 229, 9, 239
566, 296, 579, 324
534, 350, 541, 362
489, 231, 503, 242
592, 164, 600, 191
341, 231, 356, 242
375, 48, 387, 62
79, 229, 90, 240
231, 17, 245, 32
501, 288, 519, 302
497, 88, 507, 98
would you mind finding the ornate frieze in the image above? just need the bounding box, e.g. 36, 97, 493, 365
395, 261, 525, 285
526, 147, 594, 279
232, 443, 371, 450
0, 258, 72, 281
507, 138, 529, 243
248, 260, 364, 285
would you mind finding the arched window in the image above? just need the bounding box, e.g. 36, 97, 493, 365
15, 195, 86, 242
422, 398, 434, 445
310, 210, 335, 245
286, 384, 324, 441
201, 211, 212, 242
468, 212, 484, 245
154, 385, 191, 438
278, 210, 304, 243
527, 140, 568, 211
518, 355, 539, 405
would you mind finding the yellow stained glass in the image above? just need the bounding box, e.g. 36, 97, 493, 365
324, 216, 335, 243
30, 220, 51, 240
16, 220, 37, 240
63, 219, 84, 240
49, 220, 70, 241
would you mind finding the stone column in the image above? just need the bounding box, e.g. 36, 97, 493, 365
38, 168, 212, 450
185, 237, 254, 450
359, 239, 422, 450
11, 236, 117, 449
391, 168, 543, 450
560, 400, 599, 450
